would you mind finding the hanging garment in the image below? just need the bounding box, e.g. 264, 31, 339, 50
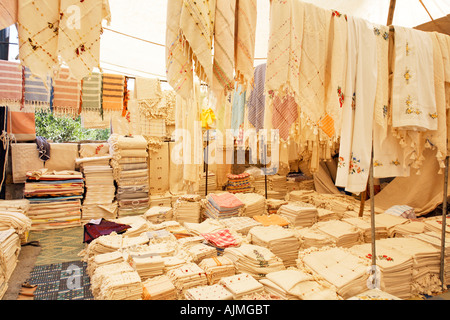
51, 68, 81, 118
23, 67, 51, 112
391, 26, 436, 131
230, 83, 246, 136
212, 0, 236, 97
265, 0, 303, 101
57, 0, 111, 81
248, 64, 266, 131
272, 94, 298, 142
165, 0, 194, 100
0, 0, 17, 30
179, 0, 215, 86
324, 9, 348, 138
335, 16, 377, 194
297, 2, 332, 128
102, 73, 125, 113
373, 24, 410, 178
234, 0, 257, 88
0, 60, 22, 110
17, 0, 60, 82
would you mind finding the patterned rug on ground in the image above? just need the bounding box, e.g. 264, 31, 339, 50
27, 260, 93, 300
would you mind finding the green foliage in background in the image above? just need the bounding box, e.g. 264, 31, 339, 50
35, 111, 110, 143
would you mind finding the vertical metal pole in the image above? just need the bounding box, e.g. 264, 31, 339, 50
205, 129, 209, 196
440, 156, 449, 289
264, 138, 268, 200
370, 145, 377, 286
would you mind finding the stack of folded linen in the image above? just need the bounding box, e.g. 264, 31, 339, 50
166, 263, 209, 298
410, 231, 450, 288
136, 242, 178, 258
186, 243, 218, 263
226, 172, 253, 193
198, 256, 236, 285
248, 225, 300, 267
86, 251, 125, 277
144, 229, 177, 244
143, 206, 173, 224
198, 172, 218, 196
341, 217, 388, 243
297, 247, 369, 299
259, 269, 339, 300
219, 273, 265, 299
374, 213, 410, 237
423, 217, 450, 234
90, 262, 137, 298
252, 214, 290, 227
219, 216, 263, 235
0, 200, 32, 243
162, 256, 189, 273
173, 194, 202, 224
317, 208, 340, 222
108, 134, 150, 217
314, 220, 362, 248
201, 228, 242, 251
113, 216, 149, 238
177, 235, 206, 248
377, 237, 442, 296
152, 221, 192, 240
234, 193, 266, 218
185, 284, 234, 300
97, 269, 143, 300
127, 252, 165, 279
287, 190, 316, 203
184, 219, 224, 236
253, 175, 288, 200
149, 192, 172, 208
295, 227, 335, 250
389, 220, 427, 238
0, 229, 21, 299
265, 199, 288, 215
142, 275, 177, 300
277, 203, 318, 228
223, 243, 285, 279
24, 169, 84, 230
349, 241, 414, 299
203, 193, 245, 220
76, 154, 117, 222
347, 288, 403, 300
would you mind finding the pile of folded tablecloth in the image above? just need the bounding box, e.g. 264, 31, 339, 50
0, 199, 32, 243
314, 220, 362, 248
203, 193, 245, 220
108, 134, 150, 217
142, 275, 177, 300
166, 263, 209, 298
226, 172, 253, 193
172, 195, 203, 224
277, 202, 318, 228
0, 229, 21, 299
24, 169, 84, 230
219, 216, 262, 235
234, 193, 265, 218
198, 256, 236, 285
144, 206, 173, 224
218, 273, 265, 299
185, 284, 234, 300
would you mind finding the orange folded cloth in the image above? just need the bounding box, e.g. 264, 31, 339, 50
253, 214, 290, 227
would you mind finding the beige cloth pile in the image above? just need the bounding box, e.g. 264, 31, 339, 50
86, 251, 125, 277
219, 273, 265, 300
0, 229, 21, 299
90, 262, 136, 299
142, 275, 177, 300
186, 243, 218, 263
313, 220, 361, 248
166, 263, 209, 298
97, 269, 143, 300
219, 216, 262, 235
316, 208, 340, 222
378, 237, 442, 296
390, 220, 427, 237
277, 202, 318, 228
144, 206, 173, 224
144, 229, 177, 244
287, 190, 316, 203
0, 200, 32, 242
198, 256, 236, 285
184, 219, 224, 236
342, 217, 388, 243
294, 227, 335, 250
223, 243, 286, 280
248, 225, 300, 267
423, 217, 450, 234
185, 284, 234, 300
347, 288, 402, 300
253, 175, 288, 200
297, 247, 369, 299
77, 154, 117, 222
113, 216, 149, 238
265, 199, 288, 215
173, 195, 202, 224
259, 269, 339, 300
149, 193, 172, 208
198, 172, 218, 196
349, 242, 414, 299
234, 193, 266, 218
373, 213, 410, 237
127, 253, 165, 279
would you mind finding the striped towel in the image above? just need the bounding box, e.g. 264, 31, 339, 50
102, 73, 125, 112
81, 72, 102, 113
0, 60, 23, 109
23, 67, 51, 112
248, 64, 266, 131
272, 94, 298, 141
52, 68, 81, 118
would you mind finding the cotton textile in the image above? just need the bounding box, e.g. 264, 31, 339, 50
51, 68, 81, 118
219, 273, 264, 299
0, 0, 17, 30
23, 67, 51, 112
247, 64, 266, 131
0, 60, 22, 109
102, 74, 125, 113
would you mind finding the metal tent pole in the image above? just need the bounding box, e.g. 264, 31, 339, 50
369, 145, 377, 286
440, 156, 449, 289
205, 130, 209, 197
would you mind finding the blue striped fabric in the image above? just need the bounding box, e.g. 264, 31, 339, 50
24, 68, 52, 105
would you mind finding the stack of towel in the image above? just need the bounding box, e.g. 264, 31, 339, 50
226, 172, 253, 193
198, 256, 236, 285
142, 275, 177, 300
219, 273, 265, 299
24, 169, 84, 230
277, 203, 318, 228
198, 172, 218, 196
0, 200, 32, 243
219, 216, 263, 235
172, 195, 203, 224
108, 134, 150, 217
185, 284, 234, 300
234, 193, 266, 218
203, 193, 245, 220
127, 252, 165, 279
166, 263, 209, 298
0, 229, 21, 299
314, 220, 361, 248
